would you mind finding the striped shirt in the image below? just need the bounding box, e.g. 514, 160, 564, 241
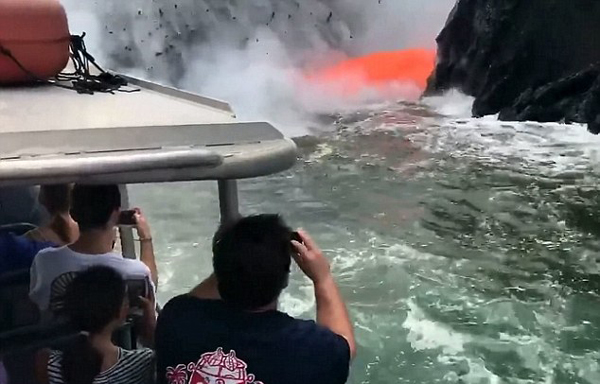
48, 348, 155, 384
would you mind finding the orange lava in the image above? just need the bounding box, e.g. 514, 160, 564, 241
309, 48, 436, 96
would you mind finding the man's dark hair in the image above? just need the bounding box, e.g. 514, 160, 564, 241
213, 214, 293, 310
70, 185, 121, 232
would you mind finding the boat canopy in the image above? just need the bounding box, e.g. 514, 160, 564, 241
0, 76, 297, 187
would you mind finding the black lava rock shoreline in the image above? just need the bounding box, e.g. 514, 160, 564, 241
425, 0, 600, 133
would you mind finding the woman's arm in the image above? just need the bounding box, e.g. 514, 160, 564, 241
137, 290, 157, 348
134, 209, 158, 286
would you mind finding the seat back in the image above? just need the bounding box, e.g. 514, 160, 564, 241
0, 321, 81, 384
0, 187, 44, 227
0, 223, 37, 236
0, 269, 39, 333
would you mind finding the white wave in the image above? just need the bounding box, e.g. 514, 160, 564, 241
279, 286, 315, 318
409, 90, 600, 175
421, 89, 475, 118
403, 299, 469, 355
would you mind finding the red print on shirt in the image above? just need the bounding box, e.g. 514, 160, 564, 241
166, 348, 263, 384
166, 364, 189, 384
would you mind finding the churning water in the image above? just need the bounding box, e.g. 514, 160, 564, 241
131, 95, 600, 383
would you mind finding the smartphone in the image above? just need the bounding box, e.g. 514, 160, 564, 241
291, 231, 303, 244
127, 279, 148, 309
118, 210, 137, 226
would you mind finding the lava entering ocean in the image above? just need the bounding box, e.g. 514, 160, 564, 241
308, 48, 436, 100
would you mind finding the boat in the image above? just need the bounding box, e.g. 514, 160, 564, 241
0, 58, 298, 384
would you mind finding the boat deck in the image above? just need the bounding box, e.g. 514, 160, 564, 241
0, 77, 297, 186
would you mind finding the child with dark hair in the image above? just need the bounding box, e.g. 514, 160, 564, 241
34, 266, 155, 384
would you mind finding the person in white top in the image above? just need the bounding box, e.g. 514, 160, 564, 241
29, 184, 158, 344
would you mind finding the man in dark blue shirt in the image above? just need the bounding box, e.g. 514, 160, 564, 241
156, 215, 356, 384
0, 232, 54, 274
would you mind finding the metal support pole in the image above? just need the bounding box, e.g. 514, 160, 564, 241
218, 180, 241, 225
118, 184, 137, 259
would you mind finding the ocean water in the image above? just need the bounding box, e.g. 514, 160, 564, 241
130, 92, 600, 384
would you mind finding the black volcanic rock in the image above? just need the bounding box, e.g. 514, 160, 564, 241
498, 64, 600, 133
426, 0, 600, 132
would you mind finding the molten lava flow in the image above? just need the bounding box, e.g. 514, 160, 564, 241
308, 48, 436, 98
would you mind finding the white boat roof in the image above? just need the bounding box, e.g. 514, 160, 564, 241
0, 76, 297, 187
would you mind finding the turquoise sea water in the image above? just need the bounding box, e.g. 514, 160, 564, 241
132, 100, 600, 384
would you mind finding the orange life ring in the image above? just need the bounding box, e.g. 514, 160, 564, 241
0, 0, 70, 84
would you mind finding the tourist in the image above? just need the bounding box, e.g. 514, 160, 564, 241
24, 184, 79, 246
155, 214, 355, 384
29, 184, 157, 329
34, 266, 155, 384
1, 184, 76, 275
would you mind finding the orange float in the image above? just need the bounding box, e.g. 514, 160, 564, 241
309, 48, 436, 97
0, 0, 70, 84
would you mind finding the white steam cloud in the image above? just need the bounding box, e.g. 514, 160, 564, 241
332, 0, 456, 54
60, 0, 455, 136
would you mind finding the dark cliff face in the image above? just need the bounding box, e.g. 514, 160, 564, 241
426, 0, 600, 127
497, 64, 600, 133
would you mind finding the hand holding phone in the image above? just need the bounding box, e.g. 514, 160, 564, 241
127, 279, 149, 310
291, 231, 303, 244
290, 229, 332, 285
119, 208, 152, 242
132, 208, 152, 240
118, 210, 137, 226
